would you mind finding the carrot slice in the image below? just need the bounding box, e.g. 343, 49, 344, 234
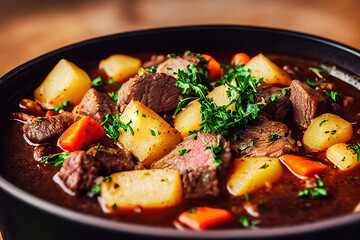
178, 207, 232, 230
201, 54, 221, 80
231, 53, 250, 66
279, 154, 327, 178
59, 116, 106, 152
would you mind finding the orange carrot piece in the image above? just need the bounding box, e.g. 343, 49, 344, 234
59, 116, 106, 152
201, 54, 221, 80
178, 207, 232, 230
279, 154, 327, 178
231, 53, 250, 65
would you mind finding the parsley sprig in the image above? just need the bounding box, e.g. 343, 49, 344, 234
42, 153, 70, 166
347, 143, 360, 161
101, 114, 134, 139
298, 178, 327, 199
54, 100, 72, 112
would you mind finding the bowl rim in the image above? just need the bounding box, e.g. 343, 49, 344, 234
1, 24, 360, 239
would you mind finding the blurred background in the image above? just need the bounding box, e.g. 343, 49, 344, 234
0, 0, 359, 76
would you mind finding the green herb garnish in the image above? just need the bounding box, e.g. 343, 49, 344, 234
167, 53, 179, 59
308, 67, 327, 79
347, 143, 360, 161
281, 87, 290, 97
239, 215, 260, 228
306, 78, 317, 87
54, 100, 72, 112
270, 94, 277, 101
259, 163, 269, 169
42, 153, 70, 166
189, 209, 196, 214
268, 133, 281, 141
323, 90, 339, 102
298, 178, 327, 199
91, 76, 103, 87
350, 176, 359, 180
149, 129, 156, 136
206, 139, 223, 166
179, 149, 191, 155
109, 91, 118, 101
91, 185, 100, 195
239, 145, 248, 151
244, 193, 250, 201
94, 144, 104, 152
34, 117, 43, 122
105, 79, 122, 88
103, 176, 112, 182
319, 119, 328, 127
101, 114, 134, 139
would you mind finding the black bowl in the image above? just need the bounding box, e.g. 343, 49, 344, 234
0, 25, 359, 240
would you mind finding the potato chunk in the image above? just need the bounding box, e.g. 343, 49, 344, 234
246, 54, 292, 86
118, 101, 182, 167
34, 59, 91, 106
99, 54, 141, 83
326, 143, 360, 171
227, 157, 283, 196
174, 84, 235, 138
100, 169, 182, 209
303, 113, 353, 152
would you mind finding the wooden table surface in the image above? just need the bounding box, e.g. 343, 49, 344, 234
0, 0, 359, 76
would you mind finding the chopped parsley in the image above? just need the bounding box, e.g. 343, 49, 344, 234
306, 78, 317, 87
270, 94, 277, 101
349, 176, 359, 180
105, 79, 122, 88
298, 178, 327, 199
239, 145, 248, 151
347, 143, 360, 161
259, 163, 269, 169
101, 114, 134, 139
91, 76, 102, 87
239, 215, 260, 228
319, 119, 328, 127
142, 113, 146, 117
103, 176, 112, 182
94, 144, 104, 152
54, 100, 72, 112
189, 209, 196, 214
268, 133, 282, 141
112, 204, 118, 210
167, 53, 179, 59
149, 129, 156, 136
109, 91, 118, 101
323, 90, 339, 102
220, 64, 230, 69
179, 149, 191, 155
42, 153, 69, 166
34, 117, 43, 122
281, 87, 290, 97
138, 66, 157, 74
308, 67, 327, 79
91, 185, 100, 195
244, 193, 250, 201
167, 67, 173, 70
250, 141, 254, 147
206, 139, 223, 166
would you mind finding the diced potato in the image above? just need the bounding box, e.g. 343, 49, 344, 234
100, 169, 182, 209
326, 143, 360, 171
118, 101, 182, 167
34, 59, 91, 106
174, 84, 235, 138
246, 53, 292, 86
303, 113, 353, 152
99, 54, 141, 83
174, 100, 202, 138
227, 157, 283, 196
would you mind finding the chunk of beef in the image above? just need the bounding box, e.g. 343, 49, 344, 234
76, 88, 118, 123
230, 116, 297, 158
59, 151, 100, 192
152, 132, 232, 199
156, 56, 199, 78
117, 72, 182, 114
10, 112, 35, 122
290, 80, 342, 129
23, 112, 82, 144
256, 85, 291, 121
142, 54, 166, 68
86, 145, 134, 175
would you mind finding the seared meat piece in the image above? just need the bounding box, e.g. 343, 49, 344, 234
256, 85, 291, 121
156, 56, 199, 78
152, 132, 232, 199
86, 145, 134, 175
230, 116, 297, 158
142, 54, 166, 68
117, 72, 182, 114
76, 88, 118, 123
59, 151, 100, 192
23, 112, 82, 144
290, 80, 328, 129
10, 112, 35, 122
